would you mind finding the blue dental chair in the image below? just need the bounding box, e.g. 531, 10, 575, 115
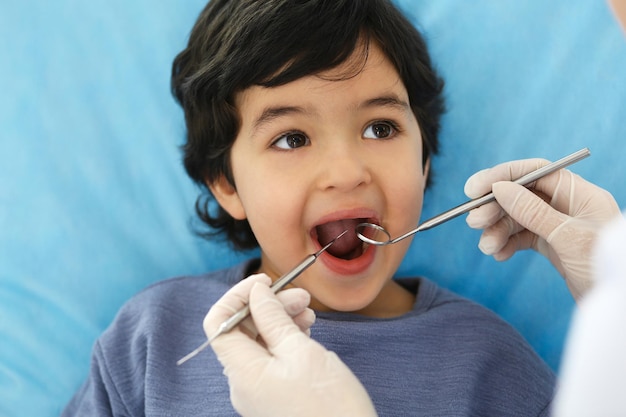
1, 1, 625, 415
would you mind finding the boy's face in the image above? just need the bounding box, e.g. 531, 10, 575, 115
211, 43, 428, 317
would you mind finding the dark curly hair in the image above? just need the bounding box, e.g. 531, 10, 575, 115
171, 0, 445, 250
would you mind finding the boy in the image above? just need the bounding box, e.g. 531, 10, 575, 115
63, 0, 555, 415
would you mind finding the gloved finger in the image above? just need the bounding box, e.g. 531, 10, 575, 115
248, 282, 310, 353
239, 288, 315, 343
275, 287, 311, 317
205, 276, 313, 348
491, 181, 570, 243
290, 308, 316, 336
465, 158, 551, 229
466, 201, 505, 229
476, 214, 525, 255
468, 161, 616, 220
517, 168, 615, 219
235, 285, 313, 340
491, 229, 538, 261
275, 287, 315, 336
203, 273, 271, 337
464, 158, 550, 198
205, 277, 275, 373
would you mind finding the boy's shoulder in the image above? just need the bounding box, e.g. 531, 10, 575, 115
405, 276, 504, 320
97, 259, 255, 349
123, 259, 254, 313
403, 277, 537, 345
68, 261, 256, 416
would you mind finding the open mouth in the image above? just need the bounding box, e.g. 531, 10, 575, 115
313, 218, 370, 260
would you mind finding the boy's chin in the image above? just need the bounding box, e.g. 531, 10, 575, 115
308, 279, 415, 318
308, 294, 378, 315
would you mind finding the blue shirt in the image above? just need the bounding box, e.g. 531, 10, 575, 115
63, 260, 555, 416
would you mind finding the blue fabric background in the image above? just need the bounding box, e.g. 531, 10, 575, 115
1, 1, 625, 416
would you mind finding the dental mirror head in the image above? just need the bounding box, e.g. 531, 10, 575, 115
356, 222, 393, 246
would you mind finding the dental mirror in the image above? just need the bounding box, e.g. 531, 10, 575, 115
356, 148, 590, 246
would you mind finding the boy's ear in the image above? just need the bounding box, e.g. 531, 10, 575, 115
207, 176, 247, 220
423, 157, 431, 189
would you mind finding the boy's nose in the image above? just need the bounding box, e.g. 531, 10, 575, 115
316, 143, 372, 192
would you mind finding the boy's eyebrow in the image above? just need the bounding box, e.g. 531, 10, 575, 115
359, 95, 411, 112
253, 105, 309, 131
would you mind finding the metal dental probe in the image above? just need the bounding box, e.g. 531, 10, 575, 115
176, 230, 348, 366
356, 147, 591, 246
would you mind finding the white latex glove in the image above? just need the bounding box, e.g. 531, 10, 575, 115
552, 213, 626, 416
204, 274, 378, 417
464, 158, 620, 300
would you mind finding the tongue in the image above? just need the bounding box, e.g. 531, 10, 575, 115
316, 219, 362, 258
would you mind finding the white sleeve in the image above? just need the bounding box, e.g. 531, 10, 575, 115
552, 212, 626, 416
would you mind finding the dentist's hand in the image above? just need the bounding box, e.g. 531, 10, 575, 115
204, 274, 378, 417
464, 158, 621, 300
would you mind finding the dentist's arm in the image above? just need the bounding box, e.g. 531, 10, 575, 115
464, 159, 621, 300
552, 213, 626, 416
204, 274, 378, 417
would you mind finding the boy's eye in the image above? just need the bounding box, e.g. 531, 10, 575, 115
363, 121, 397, 139
272, 132, 311, 149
